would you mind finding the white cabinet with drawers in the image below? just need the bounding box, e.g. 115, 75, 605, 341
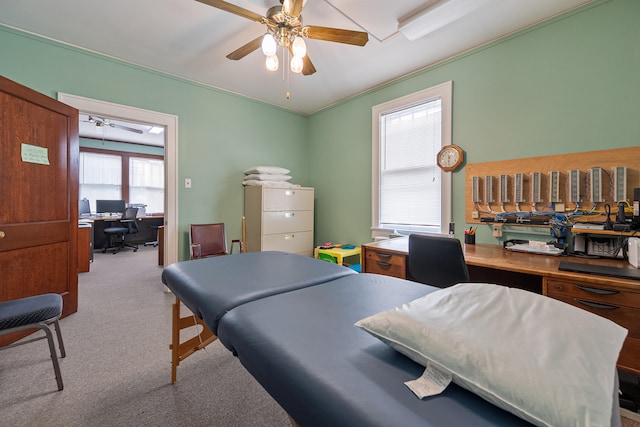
244, 186, 314, 256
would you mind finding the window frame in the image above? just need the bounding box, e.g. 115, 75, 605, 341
79, 147, 164, 211
371, 81, 453, 238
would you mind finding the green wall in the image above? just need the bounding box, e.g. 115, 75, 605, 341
2, 0, 639, 255
0, 27, 308, 259
308, 0, 640, 246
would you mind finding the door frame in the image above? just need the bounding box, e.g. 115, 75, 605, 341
58, 93, 178, 266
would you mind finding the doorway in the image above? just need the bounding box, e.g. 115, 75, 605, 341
57, 93, 178, 266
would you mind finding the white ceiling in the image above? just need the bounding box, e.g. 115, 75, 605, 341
1, 0, 593, 115
79, 114, 166, 146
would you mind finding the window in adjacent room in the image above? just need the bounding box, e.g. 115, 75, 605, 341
371, 81, 452, 238
79, 149, 164, 214
129, 156, 164, 214
79, 152, 122, 208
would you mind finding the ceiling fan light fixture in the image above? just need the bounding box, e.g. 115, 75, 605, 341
291, 36, 307, 58
290, 56, 304, 74
266, 54, 279, 71
261, 33, 277, 56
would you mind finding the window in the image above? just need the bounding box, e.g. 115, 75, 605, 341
79, 152, 122, 208
372, 81, 452, 238
129, 157, 164, 213
79, 149, 164, 214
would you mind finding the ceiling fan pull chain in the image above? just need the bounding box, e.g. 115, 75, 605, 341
285, 46, 291, 100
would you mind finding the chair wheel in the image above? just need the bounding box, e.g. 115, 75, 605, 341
133, 249, 138, 252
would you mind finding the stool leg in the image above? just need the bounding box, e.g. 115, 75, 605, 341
53, 319, 66, 358
39, 324, 64, 391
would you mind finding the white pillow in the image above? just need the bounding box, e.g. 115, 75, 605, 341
243, 173, 291, 181
355, 283, 627, 427
242, 180, 300, 188
243, 166, 290, 175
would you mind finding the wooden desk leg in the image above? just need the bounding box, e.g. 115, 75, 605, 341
170, 297, 217, 383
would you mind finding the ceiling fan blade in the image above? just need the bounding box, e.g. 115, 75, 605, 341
196, 0, 267, 24
303, 26, 369, 46
301, 54, 316, 76
112, 123, 144, 134
227, 36, 263, 60
282, 0, 304, 18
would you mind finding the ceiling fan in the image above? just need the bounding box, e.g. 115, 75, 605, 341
197, 0, 369, 76
84, 116, 143, 134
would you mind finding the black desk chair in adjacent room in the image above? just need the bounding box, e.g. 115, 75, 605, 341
103, 207, 139, 254
408, 233, 470, 288
0, 293, 66, 391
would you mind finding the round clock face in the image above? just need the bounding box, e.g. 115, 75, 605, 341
437, 145, 463, 171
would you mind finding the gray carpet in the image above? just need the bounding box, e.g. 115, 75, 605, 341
0, 245, 289, 427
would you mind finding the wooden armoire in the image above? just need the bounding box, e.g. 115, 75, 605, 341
0, 75, 79, 345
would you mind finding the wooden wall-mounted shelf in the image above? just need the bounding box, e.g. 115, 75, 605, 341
465, 146, 640, 224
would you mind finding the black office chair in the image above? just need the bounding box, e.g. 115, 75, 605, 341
103, 207, 139, 253
408, 233, 470, 288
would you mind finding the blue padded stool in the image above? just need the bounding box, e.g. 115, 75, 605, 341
0, 293, 66, 391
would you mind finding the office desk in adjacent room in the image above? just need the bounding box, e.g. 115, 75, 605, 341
362, 237, 640, 375
77, 223, 92, 272
90, 215, 164, 250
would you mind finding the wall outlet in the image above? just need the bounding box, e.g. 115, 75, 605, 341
471, 210, 479, 219
184, 178, 192, 188
492, 224, 503, 237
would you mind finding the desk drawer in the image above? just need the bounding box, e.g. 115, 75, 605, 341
548, 293, 640, 339
546, 279, 640, 308
365, 250, 406, 279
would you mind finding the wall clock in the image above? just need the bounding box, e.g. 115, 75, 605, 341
437, 144, 464, 171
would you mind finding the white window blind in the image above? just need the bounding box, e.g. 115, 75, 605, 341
79, 152, 122, 211
129, 157, 164, 213
380, 100, 441, 227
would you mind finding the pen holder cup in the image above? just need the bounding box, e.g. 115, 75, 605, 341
464, 234, 475, 245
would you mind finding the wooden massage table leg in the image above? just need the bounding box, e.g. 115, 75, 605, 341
170, 296, 217, 383
288, 416, 301, 427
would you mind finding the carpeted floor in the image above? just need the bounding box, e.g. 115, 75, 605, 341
0, 245, 289, 427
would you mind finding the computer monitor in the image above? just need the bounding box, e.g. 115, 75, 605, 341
95, 199, 126, 214
79, 198, 91, 216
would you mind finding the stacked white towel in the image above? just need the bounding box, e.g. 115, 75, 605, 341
242, 166, 300, 188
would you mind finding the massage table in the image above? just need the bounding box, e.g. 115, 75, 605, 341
162, 251, 356, 382
162, 251, 620, 426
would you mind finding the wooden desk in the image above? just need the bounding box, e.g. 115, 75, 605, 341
77, 224, 91, 273
362, 237, 640, 375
